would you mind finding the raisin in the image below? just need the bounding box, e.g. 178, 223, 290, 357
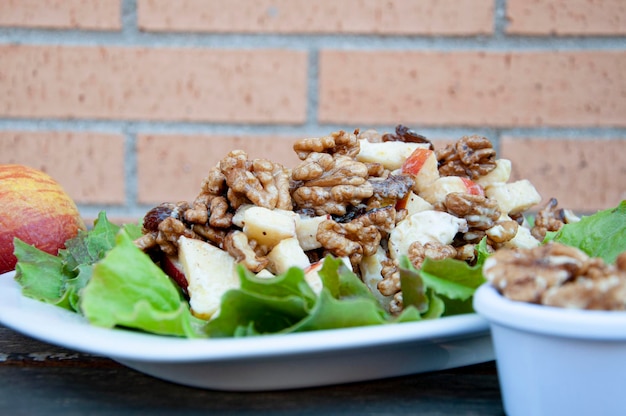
143, 203, 175, 232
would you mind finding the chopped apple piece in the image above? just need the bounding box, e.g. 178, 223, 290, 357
420, 176, 481, 205
295, 214, 330, 250
267, 237, 311, 275
388, 211, 468, 259
460, 177, 485, 196
160, 254, 188, 293
357, 139, 430, 170
178, 236, 240, 320
231, 204, 255, 228
242, 206, 297, 247
303, 261, 324, 295
303, 257, 351, 295
475, 159, 512, 188
502, 226, 541, 249
401, 148, 440, 192
486, 180, 542, 215
396, 191, 433, 215
255, 269, 275, 279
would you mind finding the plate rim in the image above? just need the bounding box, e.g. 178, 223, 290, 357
0, 271, 490, 363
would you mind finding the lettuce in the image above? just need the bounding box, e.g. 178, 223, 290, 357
545, 200, 626, 264
81, 231, 203, 338
13, 211, 491, 339
14, 212, 142, 312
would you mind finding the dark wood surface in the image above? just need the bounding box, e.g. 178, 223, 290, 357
0, 325, 505, 415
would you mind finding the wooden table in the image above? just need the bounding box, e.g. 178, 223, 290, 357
0, 325, 504, 415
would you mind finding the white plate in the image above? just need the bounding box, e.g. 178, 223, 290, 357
0, 271, 493, 391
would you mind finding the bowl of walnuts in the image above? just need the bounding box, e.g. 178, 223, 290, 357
474, 235, 626, 416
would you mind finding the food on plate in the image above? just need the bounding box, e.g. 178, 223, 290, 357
13, 124, 606, 338
132, 126, 568, 321
483, 202, 626, 310
0, 164, 85, 274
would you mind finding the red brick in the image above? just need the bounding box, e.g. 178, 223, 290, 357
501, 137, 626, 213
138, 0, 493, 35
137, 134, 302, 204
0, 0, 121, 30
318, 50, 626, 127
0, 131, 126, 204
507, 0, 626, 36
0, 45, 308, 124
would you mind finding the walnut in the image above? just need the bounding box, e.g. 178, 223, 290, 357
531, 198, 580, 241
542, 276, 626, 310
381, 124, 433, 149
377, 257, 400, 297
389, 292, 404, 315
441, 192, 500, 230
208, 196, 233, 229
356, 128, 383, 143
292, 154, 374, 216
317, 206, 396, 267
138, 202, 198, 255
408, 241, 457, 270
293, 129, 360, 160
223, 231, 269, 273
155, 216, 199, 256
436, 135, 496, 179
134, 232, 158, 252
483, 243, 591, 304
191, 224, 227, 247
486, 220, 519, 244
220, 150, 292, 210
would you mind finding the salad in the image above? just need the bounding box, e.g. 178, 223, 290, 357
13, 125, 619, 338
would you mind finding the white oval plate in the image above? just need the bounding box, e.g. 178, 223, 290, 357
0, 271, 493, 391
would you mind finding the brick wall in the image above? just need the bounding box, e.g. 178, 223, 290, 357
0, 0, 624, 224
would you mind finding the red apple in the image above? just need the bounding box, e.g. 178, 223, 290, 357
0, 164, 85, 274
460, 177, 485, 196
401, 148, 439, 192
160, 253, 188, 294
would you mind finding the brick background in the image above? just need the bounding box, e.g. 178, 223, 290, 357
0, 0, 624, 222
506, 0, 626, 36
0, 0, 121, 31
137, 0, 494, 35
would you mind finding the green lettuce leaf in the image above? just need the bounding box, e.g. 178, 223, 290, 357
80, 230, 202, 338
14, 238, 72, 309
398, 238, 489, 317
14, 212, 141, 312
545, 200, 626, 264
204, 266, 314, 337
206, 256, 421, 337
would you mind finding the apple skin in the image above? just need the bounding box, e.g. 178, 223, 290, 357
460, 177, 485, 196
160, 253, 189, 294
0, 164, 86, 274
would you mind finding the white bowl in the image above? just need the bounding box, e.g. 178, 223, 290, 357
473, 283, 626, 416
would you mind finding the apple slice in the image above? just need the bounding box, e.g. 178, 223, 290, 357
419, 176, 485, 205
295, 214, 330, 251
401, 148, 439, 192
396, 191, 433, 215
177, 236, 240, 320
460, 177, 485, 196
388, 210, 468, 260
357, 139, 430, 170
303, 261, 324, 295
242, 206, 297, 248
475, 159, 511, 188
486, 180, 542, 216
267, 237, 311, 275
160, 254, 188, 294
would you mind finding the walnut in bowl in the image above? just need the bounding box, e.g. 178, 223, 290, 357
474, 244, 626, 416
